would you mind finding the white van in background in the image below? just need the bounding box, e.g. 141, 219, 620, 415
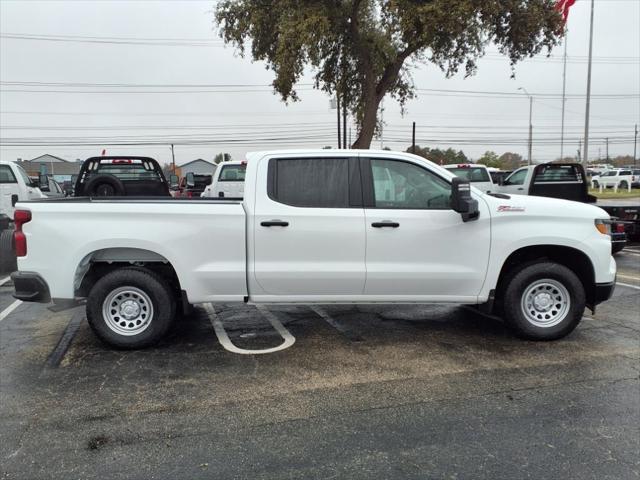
443, 164, 495, 193
201, 160, 247, 198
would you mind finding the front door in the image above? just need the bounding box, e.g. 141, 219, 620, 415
362, 157, 491, 300
252, 155, 366, 298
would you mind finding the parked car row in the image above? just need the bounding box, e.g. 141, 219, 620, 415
591, 168, 640, 190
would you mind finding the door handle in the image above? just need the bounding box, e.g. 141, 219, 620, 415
372, 221, 400, 228
517, 188, 524, 191
261, 220, 289, 227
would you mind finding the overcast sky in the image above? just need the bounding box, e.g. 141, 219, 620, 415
1, 0, 638, 167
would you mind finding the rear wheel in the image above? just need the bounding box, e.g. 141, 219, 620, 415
0, 229, 17, 273
86, 267, 176, 349
592, 180, 599, 188
620, 181, 629, 190
502, 262, 585, 340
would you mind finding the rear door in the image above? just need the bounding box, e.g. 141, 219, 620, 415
362, 156, 490, 300
252, 155, 366, 298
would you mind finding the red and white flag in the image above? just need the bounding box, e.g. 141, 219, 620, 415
555, 0, 577, 22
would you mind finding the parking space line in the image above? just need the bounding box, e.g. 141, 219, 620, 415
204, 303, 295, 355
617, 273, 640, 281
0, 300, 22, 322
43, 311, 83, 370
310, 305, 364, 342
0, 276, 11, 287
616, 281, 640, 291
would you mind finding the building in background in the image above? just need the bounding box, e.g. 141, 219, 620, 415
179, 158, 217, 175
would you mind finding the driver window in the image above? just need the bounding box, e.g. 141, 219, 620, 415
370, 159, 451, 209
504, 168, 527, 186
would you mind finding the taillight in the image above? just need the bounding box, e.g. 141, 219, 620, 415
13, 209, 31, 257
187, 191, 193, 198
615, 223, 625, 233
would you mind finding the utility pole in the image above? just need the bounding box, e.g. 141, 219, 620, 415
342, 96, 347, 149
577, 138, 582, 163
519, 87, 533, 165
582, 0, 595, 166
336, 95, 342, 149
605, 137, 609, 162
412, 122, 416, 154
560, 31, 568, 160
634, 124, 638, 166
171, 144, 176, 173
379, 99, 384, 149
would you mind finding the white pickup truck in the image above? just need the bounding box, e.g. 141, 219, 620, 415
11, 150, 616, 348
1, 161, 46, 271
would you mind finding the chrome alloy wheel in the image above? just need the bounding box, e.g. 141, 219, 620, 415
521, 279, 571, 328
102, 286, 154, 336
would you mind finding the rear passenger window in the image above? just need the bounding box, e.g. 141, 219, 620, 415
268, 158, 350, 208
0, 165, 17, 184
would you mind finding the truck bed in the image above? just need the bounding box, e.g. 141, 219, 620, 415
15, 197, 247, 303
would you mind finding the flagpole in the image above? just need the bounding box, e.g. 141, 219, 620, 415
560, 31, 568, 160
582, 0, 595, 166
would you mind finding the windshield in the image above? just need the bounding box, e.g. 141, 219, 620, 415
446, 167, 490, 182
219, 164, 246, 182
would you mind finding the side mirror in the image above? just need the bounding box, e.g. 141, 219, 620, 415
169, 174, 179, 188
38, 174, 50, 192
450, 178, 479, 222
497, 176, 505, 186
185, 172, 195, 188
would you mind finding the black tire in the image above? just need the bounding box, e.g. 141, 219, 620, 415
86, 267, 176, 349
84, 174, 125, 197
0, 229, 17, 273
502, 262, 585, 341
620, 181, 628, 190
592, 180, 599, 188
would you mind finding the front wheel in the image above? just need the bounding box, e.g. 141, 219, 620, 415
619, 181, 628, 190
502, 262, 585, 341
87, 267, 176, 349
592, 180, 599, 188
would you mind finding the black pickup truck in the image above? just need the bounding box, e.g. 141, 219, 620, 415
496, 162, 638, 253
74, 156, 171, 197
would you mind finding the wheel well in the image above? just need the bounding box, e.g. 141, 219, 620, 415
75, 248, 181, 299
495, 245, 596, 309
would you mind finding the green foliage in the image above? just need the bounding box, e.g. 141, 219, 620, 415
497, 152, 524, 170
476, 151, 501, 168
216, 1, 563, 148
408, 145, 468, 165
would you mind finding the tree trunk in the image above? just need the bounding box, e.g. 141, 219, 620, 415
351, 89, 381, 149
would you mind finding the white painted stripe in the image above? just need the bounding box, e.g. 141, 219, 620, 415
205, 303, 295, 355
617, 273, 640, 281
0, 276, 11, 287
0, 300, 22, 322
616, 281, 640, 290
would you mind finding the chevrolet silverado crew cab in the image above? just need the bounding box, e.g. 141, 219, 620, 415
11, 150, 616, 349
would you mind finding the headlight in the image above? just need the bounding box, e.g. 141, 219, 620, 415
594, 218, 612, 235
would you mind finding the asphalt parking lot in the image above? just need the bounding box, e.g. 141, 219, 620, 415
1, 248, 639, 480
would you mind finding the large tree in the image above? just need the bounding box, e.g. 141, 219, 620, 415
215, 1, 563, 148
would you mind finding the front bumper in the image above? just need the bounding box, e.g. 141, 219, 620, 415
594, 280, 615, 305
11, 271, 51, 303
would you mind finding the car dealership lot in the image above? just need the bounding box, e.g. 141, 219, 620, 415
1, 250, 639, 480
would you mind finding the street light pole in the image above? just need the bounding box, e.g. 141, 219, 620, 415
582, 0, 595, 166
519, 87, 533, 165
